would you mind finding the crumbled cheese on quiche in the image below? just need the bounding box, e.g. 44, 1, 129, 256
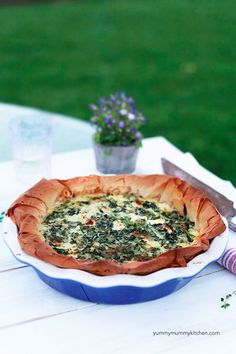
112, 220, 125, 231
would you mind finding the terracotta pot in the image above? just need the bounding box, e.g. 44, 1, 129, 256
94, 142, 139, 174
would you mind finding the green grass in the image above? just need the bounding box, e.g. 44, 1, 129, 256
0, 0, 235, 184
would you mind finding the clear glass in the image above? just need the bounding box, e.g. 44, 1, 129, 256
9, 115, 53, 185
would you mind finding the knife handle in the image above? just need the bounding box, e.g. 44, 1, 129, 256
228, 220, 236, 233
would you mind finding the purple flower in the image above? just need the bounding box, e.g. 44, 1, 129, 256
119, 92, 126, 99
135, 131, 142, 140
104, 115, 112, 124
130, 125, 137, 133
98, 98, 105, 106
120, 109, 127, 116
110, 94, 116, 102
89, 104, 97, 112
128, 113, 135, 121
140, 116, 146, 124
119, 121, 125, 129
127, 96, 134, 104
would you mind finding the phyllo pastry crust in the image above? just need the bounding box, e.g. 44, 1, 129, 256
7, 174, 226, 275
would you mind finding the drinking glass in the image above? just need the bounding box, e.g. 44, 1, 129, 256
10, 115, 53, 185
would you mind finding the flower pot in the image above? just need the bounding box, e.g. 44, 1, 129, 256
94, 143, 139, 174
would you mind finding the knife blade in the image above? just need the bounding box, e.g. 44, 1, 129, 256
161, 157, 236, 232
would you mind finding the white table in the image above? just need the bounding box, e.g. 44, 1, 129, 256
0, 137, 235, 354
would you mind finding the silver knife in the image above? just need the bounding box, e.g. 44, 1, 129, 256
161, 158, 236, 232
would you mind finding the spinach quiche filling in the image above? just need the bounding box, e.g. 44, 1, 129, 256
41, 194, 197, 263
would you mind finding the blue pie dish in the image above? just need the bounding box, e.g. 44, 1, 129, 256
3, 217, 228, 304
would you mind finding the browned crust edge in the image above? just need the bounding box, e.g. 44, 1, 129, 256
6, 174, 226, 276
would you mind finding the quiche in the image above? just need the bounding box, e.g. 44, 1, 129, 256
7, 174, 226, 275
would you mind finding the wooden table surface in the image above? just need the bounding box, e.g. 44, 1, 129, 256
0, 137, 235, 354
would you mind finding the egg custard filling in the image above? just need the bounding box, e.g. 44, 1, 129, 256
40, 194, 197, 263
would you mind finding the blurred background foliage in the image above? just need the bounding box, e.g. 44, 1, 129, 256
0, 0, 235, 183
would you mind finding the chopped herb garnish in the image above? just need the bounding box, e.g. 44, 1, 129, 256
220, 290, 236, 309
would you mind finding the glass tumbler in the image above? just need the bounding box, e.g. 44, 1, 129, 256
10, 115, 53, 185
